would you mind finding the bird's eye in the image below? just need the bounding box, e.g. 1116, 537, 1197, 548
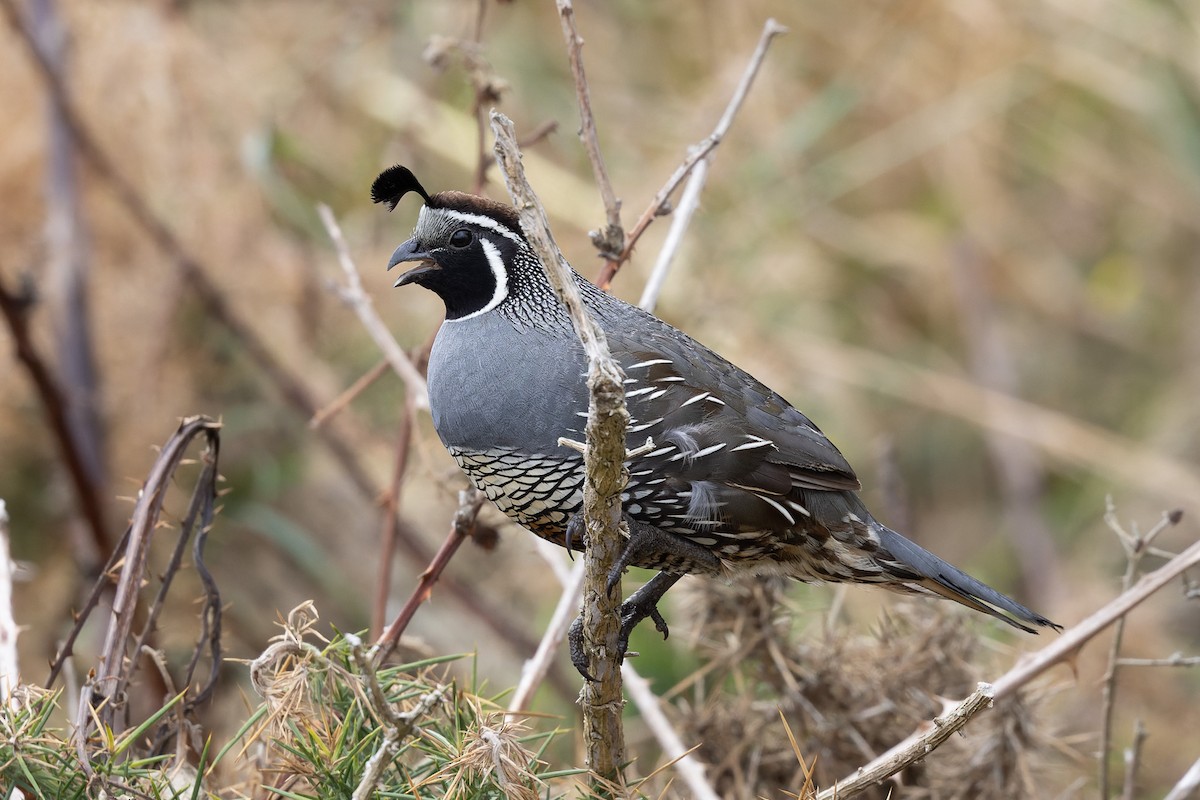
449, 229, 473, 249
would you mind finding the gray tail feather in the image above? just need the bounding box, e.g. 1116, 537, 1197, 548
874, 523, 1060, 634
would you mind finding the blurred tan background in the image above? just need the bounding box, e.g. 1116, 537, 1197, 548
2, 0, 1198, 795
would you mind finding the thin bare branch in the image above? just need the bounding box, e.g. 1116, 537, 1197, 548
1099, 503, 1181, 798
492, 110, 629, 788
1120, 719, 1147, 800
83, 416, 221, 742
623, 662, 722, 800
372, 399, 417, 641
0, 275, 110, 556
1164, 755, 1200, 800
991, 536, 1200, 700
819, 534, 1200, 798
556, 0, 623, 260
30, 0, 107, 559
318, 204, 430, 410
373, 489, 485, 663
816, 683, 997, 799
598, 18, 788, 289
309, 358, 389, 429
507, 547, 585, 718
1114, 654, 1200, 667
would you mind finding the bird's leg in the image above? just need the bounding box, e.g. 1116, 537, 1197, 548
606, 516, 722, 596
564, 512, 720, 678
569, 571, 683, 679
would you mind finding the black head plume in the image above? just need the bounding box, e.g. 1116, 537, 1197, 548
371, 165, 433, 211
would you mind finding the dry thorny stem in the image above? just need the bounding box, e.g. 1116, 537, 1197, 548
501, 16, 785, 798
40, 416, 223, 770
492, 110, 630, 789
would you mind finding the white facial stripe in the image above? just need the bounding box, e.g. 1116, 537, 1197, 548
448, 238, 509, 322
438, 209, 523, 245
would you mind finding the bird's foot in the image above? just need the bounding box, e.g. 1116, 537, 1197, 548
568, 572, 682, 680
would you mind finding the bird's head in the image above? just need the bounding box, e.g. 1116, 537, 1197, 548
372, 165, 530, 321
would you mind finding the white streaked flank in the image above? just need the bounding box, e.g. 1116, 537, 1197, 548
757, 494, 796, 525
627, 358, 672, 369
731, 437, 775, 452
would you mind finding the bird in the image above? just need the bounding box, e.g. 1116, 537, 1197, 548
372, 165, 1058, 674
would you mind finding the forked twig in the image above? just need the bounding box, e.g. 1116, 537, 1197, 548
595, 18, 788, 289
75, 416, 221, 746
1098, 503, 1181, 798
556, 0, 623, 260
637, 18, 788, 309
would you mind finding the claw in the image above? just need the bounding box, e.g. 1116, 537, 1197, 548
567, 615, 597, 681
563, 514, 586, 560
567, 572, 684, 680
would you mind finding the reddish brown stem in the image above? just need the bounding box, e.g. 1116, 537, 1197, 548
375, 491, 484, 662
371, 401, 416, 641
0, 276, 110, 556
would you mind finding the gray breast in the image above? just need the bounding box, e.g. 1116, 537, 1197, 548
427, 311, 589, 453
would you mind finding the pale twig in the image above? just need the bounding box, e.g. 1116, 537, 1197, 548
507, 543, 585, 717
317, 204, 430, 411
815, 683, 997, 799
637, 18, 788, 310
623, 663, 722, 800
597, 18, 788, 289
1098, 503, 1181, 798
556, 0, 622, 259
1163, 755, 1200, 800
991, 537, 1200, 701
819, 535, 1200, 798
1115, 654, 1200, 667
1120, 719, 1147, 800
0, 499, 18, 710
492, 110, 629, 786
513, 539, 722, 800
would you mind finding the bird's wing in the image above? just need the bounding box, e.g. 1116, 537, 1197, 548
605, 313, 860, 533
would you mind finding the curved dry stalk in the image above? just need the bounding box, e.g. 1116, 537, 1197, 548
597, 18, 787, 289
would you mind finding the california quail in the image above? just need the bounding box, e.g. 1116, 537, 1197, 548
372, 165, 1058, 672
